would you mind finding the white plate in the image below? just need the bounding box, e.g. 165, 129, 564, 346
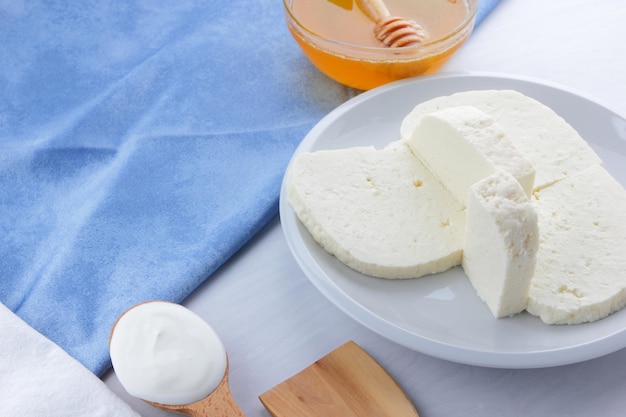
279, 72, 626, 368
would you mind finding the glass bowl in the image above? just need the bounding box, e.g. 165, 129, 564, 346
283, 0, 478, 90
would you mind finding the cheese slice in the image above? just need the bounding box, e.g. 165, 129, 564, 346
286, 142, 466, 279
400, 90, 602, 191
462, 171, 539, 318
407, 106, 535, 206
527, 165, 626, 324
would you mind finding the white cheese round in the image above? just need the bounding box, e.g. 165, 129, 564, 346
287, 142, 466, 279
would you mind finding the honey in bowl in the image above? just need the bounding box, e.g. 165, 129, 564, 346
284, 0, 477, 90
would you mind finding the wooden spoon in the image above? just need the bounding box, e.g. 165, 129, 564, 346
142, 362, 245, 417
259, 341, 419, 417
109, 301, 246, 417
357, 0, 428, 47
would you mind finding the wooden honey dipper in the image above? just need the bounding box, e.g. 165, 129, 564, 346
357, 0, 428, 47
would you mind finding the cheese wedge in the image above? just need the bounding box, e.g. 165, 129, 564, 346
286, 142, 466, 279
400, 90, 602, 191
407, 106, 535, 206
527, 165, 626, 324
462, 171, 539, 318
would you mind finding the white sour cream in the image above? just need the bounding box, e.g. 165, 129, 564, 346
109, 301, 227, 406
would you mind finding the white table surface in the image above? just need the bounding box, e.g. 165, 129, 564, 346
103, 0, 626, 415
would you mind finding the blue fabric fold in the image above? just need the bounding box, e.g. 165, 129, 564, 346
0, 0, 500, 376
476, 0, 502, 25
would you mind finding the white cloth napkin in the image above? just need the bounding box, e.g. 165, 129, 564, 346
0, 303, 139, 417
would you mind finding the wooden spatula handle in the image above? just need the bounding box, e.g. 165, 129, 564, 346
259, 341, 419, 417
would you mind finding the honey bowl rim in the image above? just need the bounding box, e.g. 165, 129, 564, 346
282, 0, 479, 58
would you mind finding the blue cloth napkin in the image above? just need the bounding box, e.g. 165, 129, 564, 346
0, 0, 499, 376
476, 0, 502, 25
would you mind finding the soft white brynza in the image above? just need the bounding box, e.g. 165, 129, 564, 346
287, 142, 466, 279
407, 105, 535, 206
528, 165, 626, 324
288, 89, 626, 324
400, 89, 601, 191
462, 171, 539, 318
